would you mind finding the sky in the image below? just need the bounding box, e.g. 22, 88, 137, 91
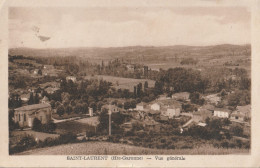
9, 7, 251, 48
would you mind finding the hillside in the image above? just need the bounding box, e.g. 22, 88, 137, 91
17, 142, 249, 155
9, 44, 250, 60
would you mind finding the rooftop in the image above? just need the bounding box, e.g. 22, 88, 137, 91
15, 103, 51, 111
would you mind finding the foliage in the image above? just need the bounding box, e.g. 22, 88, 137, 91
32, 118, 42, 132
56, 105, 65, 116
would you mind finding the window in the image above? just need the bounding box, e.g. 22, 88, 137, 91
19, 114, 20, 121
235, 116, 238, 119
24, 114, 26, 121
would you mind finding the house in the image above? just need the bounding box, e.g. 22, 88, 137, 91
205, 94, 221, 104
20, 93, 30, 102
160, 115, 169, 121
66, 76, 77, 83
198, 104, 215, 114
45, 87, 59, 94
39, 82, 60, 89
135, 102, 146, 111
150, 103, 160, 111
126, 64, 135, 72
214, 108, 231, 118
102, 104, 119, 114
172, 92, 190, 101
193, 109, 212, 122
161, 105, 181, 118
14, 103, 52, 128
230, 105, 251, 122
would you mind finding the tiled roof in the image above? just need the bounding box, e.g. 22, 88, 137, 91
15, 103, 51, 111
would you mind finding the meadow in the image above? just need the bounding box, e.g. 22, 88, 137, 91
85, 75, 155, 92
18, 142, 250, 155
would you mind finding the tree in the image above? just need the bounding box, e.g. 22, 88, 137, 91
144, 81, 148, 90
189, 92, 205, 105
38, 69, 42, 75
56, 105, 65, 116
50, 100, 55, 109
28, 92, 34, 105
32, 118, 42, 131
34, 93, 40, 104
65, 105, 72, 114
230, 125, 243, 137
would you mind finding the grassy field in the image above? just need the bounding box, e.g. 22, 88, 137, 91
55, 120, 95, 135
85, 75, 155, 92
18, 142, 250, 155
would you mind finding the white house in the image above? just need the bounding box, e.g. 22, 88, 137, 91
151, 103, 160, 111
135, 102, 146, 111
214, 108, 230, 118
66, 76, 77, 83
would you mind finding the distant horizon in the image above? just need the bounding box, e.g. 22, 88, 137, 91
9, 43, 251, 50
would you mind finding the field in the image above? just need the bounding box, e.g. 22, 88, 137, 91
85, 75, 155, 92
55, 120, 95, 135
9, 44, 250, 67
18, 142, 250, 155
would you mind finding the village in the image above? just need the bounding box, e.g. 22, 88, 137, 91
8, 52, 251, 154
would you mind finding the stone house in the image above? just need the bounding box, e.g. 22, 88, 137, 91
14, 103, 52, 128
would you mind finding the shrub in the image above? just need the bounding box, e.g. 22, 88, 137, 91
32, 118, 42, 131
230, 125, 244, 137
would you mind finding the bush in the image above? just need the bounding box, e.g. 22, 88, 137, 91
230, 125, 244, 137
10, 135, 37, 154
42, 122, 57, 133
32, 118, 42, 131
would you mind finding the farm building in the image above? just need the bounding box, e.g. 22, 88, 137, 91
172, 92, 190, 101
214, 108, 231, 118
14, 103, 52, 128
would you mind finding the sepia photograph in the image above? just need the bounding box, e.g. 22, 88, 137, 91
7, 5, 253, 156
